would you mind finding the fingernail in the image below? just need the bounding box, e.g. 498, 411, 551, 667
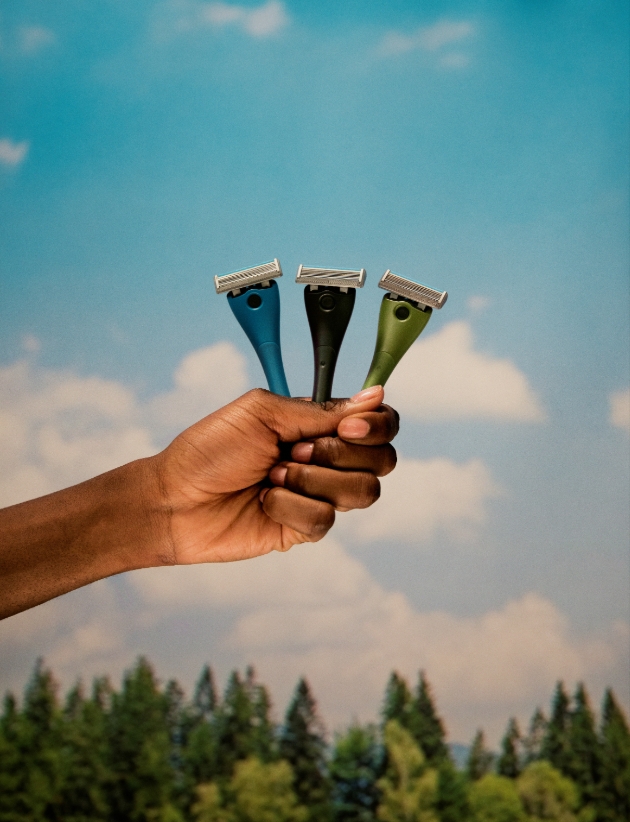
291, 442, 314, 462
338, 418, 370, 439
350, 385, 382, 403
259, 487, 269, 503
269, 465, 288, 486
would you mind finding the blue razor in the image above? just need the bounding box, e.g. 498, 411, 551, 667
214, 259, 290, 396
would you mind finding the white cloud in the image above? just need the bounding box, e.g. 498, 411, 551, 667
0, 341, 249, 507
338, 457, 502, 544
19, 26, 55, 54
609, 387, 630, 433
380, 18, 475, 62
467, 295, 490, 313
147, 342, 249, 433
3, 537, 624, 745
385, 321, 546, 423
0, 138, 29, 168
175, 0, 289, 38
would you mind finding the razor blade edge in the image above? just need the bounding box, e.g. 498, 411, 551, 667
379, 270, 447, 309
215, 259, 282, 296
296, 266, 366, 292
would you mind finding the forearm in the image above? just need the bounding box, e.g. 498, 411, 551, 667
0, 457, 170, 620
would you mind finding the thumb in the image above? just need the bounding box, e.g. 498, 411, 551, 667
257, 385, 385, 442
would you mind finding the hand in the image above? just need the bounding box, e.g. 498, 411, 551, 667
155, 385, 398, 564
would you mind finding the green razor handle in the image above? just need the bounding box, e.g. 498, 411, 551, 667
363, 270, 447, 389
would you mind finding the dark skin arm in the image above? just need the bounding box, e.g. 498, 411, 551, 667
0, 385, 398, 620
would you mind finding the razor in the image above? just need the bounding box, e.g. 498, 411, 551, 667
296, 265, 366, 403
362, 270, 447, 388
214, 259, 290, 396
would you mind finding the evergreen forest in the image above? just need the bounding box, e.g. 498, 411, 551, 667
1, 657, 629, 822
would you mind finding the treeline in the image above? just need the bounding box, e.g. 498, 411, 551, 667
0, 659, 629, 821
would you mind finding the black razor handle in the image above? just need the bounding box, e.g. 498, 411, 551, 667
304, 286, 356, 403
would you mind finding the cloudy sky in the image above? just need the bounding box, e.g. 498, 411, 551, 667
0, 0, 628, 746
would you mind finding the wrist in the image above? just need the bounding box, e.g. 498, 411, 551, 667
104, 454, 176, 572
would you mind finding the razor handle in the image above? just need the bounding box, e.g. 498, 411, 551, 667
362, 296, 432, 389
227, 279, 290, 396
304, 286, 356, 403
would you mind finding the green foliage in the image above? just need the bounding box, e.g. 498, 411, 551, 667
194, 666, 218, 721
212, 667, 275, 779
517, 760, 579, 822
280, 678, 331, 819
192, 758, 307, 822
382, 674, 413, 728
230, 757, 308, 822
467, 730, 495, 781
522, 709, 547, 765
564, 684, 600, 809
435, 760, 469, 822
376, 720, 438, 822
0, 660, 626, 822
408, 674, 450, 767
468, 774, 525, 822
57, 680, 112, 821
0, 658, 65, 821
106, 656, 177, 821
330, 723, 383, 820
497, 719, 521, 779
542, 683, 572, 774
597, 689, 630, 822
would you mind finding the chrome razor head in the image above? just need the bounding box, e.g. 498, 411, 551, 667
296, 265, 366, 293
215, 259, 283, 297
379, 270, 447, 309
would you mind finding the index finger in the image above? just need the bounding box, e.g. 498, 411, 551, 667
336, 404, 399, 446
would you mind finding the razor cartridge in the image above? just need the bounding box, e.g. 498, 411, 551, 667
297, 265, 366, 403
362, 270, 447, 389
215, 259, 290, 396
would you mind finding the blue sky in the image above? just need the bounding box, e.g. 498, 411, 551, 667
0, 0, 628, 744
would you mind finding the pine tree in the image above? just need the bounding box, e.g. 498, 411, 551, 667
0, 691, 24, 820
521, 708, 547, 765
408, 673, 450, 766
8, 659, 65, 819
564, 683, 600, 809
435, 760, 469, 822
280, 678, 332, 820
184, 665, 221, 798
541, 682, 572, 774
597, 688, 630, 822
212, 670, 258, 778
194, 665, 218, 722
330, 723, 384, 820
57, 679, 111, 821
382, 673, 412, 729
376, 720, 438, 822
106, 656, 176, 821
466, 730, 495, 781
245, 666, 276, 762
497, 718, 521, 779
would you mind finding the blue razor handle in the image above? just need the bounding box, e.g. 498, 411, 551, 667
227, 280, 290, 396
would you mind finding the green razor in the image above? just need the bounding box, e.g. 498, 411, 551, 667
363, 270, 448, 389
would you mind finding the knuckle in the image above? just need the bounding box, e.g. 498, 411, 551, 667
355, 473, 381, 508
307, 504, 335, 540
313, 436, 342, 467
379, 445, 398, 476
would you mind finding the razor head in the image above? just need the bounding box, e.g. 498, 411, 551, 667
215, 259, 282, 296
296, 265, 366, 292
379, 270, 447, 309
